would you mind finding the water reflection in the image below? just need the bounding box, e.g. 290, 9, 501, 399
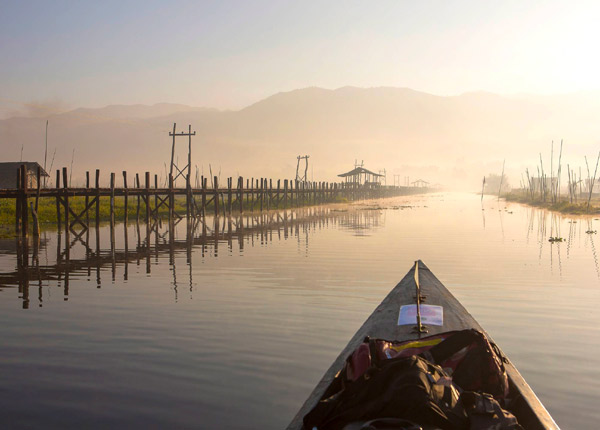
518, 206, 600, 277
2, 194, 600, 429
0, 206, 384, 308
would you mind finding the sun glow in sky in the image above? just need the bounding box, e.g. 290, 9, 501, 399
2, 0, 600, 116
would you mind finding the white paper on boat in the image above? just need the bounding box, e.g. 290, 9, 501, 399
398, 304, 443, 326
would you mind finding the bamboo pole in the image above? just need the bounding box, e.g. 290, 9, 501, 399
586, 151, 600, 212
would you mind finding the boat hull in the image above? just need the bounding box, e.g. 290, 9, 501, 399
286, 261, 558, 430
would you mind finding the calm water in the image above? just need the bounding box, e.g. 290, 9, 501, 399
1, 192, 598, 429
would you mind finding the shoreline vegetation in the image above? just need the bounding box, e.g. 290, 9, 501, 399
501, 190, 600, 215
0, 195, 350, 237
484, 140, 600, 217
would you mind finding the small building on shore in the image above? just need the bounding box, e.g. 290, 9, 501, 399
337, 166, 384, 187
0, 162, 49, 189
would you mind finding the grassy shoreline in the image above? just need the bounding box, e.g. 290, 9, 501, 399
503, 191, 600, 215
0, 194, 350, 236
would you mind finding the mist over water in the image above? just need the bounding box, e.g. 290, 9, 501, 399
0, 193, 598, 429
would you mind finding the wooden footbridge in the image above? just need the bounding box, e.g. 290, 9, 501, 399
5, 164, 428, 239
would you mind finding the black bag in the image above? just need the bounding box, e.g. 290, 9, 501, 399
303, 355, 467, 430
461, 392, 523, 430
341, 330, 509, 401
424, 329, 509, 400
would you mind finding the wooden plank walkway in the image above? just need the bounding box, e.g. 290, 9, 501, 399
3, 165, 432, 239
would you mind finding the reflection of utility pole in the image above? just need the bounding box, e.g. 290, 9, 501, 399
296, 155, 309, 183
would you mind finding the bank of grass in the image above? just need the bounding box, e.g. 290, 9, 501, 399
0, 193, 350, 230
504, 190, 600, 215
0, 196, 187, 227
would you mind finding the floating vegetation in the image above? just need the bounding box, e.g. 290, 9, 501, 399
548, 237, 564, 243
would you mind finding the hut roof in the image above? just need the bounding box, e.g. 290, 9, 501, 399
337, 167, 384, 178
0, 162, 49, 176
0, 162, 49, 189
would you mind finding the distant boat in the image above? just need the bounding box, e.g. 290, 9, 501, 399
287, 260, 559, 430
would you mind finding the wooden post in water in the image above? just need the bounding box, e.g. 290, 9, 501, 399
250, 177, 255, 212
275, 179, 280, 207
168, 174, 174, 223
154, 174, 159, 222
85, 171, 90, 228
123, 172, 129, 271
34, 166, 41, 212
62, 167, 69, 237
135, 173, 141, 225
110, 173, 115, 229
267, 179, 271, 211
95, 170, 100, 253
15, 168, 22, 234
110, 172, 116, 252
260, 178, 264, 212
202, 177, 207, 217
55, 170, 61, 233
145, 172, 151, 244
186, 124, 192, 220
95, 170, 100, 226
31, 166, 41, 237
227, 177, 232, 215
123, 171, 128, 225
284, 179, 288, 208
214, 176, 219, 217
239, 176, 244, 213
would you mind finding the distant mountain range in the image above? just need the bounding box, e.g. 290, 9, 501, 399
2, 87, 600, 189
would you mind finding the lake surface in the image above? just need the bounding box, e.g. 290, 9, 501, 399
0, 192, 598, 429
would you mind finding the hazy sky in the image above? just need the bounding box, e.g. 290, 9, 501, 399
2, 0, 600, 117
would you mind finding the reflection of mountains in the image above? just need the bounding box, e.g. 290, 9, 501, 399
0, 206, 383, 308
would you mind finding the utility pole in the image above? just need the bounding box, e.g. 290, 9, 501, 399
296, 155, 309, 183
169, 123, 196, 188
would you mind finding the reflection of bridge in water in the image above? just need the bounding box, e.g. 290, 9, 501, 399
0, 206, 383, 308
